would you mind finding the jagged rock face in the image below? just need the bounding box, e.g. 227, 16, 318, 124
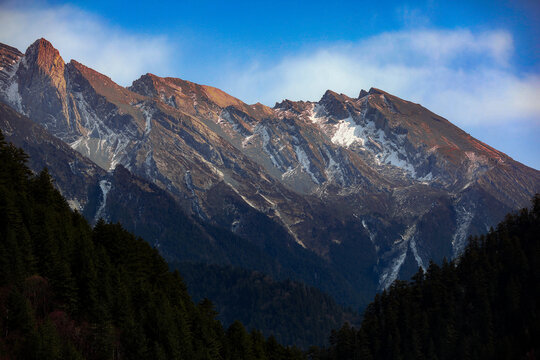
0, 43, 22, 83
0, 43, 23, 113
0, 102, 360, 310
16, 39, 72, 138
1, 38, 538, 307
64, 60, 145, 168
0, 102, 103, 211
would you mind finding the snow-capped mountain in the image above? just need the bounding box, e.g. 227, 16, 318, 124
1, 38, 538, 308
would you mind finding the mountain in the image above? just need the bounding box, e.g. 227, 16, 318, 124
313, 196, 540, 359
0, 38, 538, 313
0, 101, 357, 347
0, 136, 305, 359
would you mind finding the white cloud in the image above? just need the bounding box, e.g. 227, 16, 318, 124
0, 3, 537, 167
1, 3, 535, 127
0, 2, 174, 86
219, 29, 539, 127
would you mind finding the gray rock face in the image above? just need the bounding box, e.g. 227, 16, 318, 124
0, 101, 102, 211
1, 38, 539, 308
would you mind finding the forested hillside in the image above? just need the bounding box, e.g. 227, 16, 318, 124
312, 195, 540, 359
0, 131, 304, 359
176, 262, 359, 348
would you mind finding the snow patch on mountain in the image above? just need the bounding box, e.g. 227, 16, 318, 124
241, 133, 255, 148
410, 237, 425, 270
309, 102, 418, 178
379, 224, 418, 289
143, 150, 155, 178
294, 144, 320, 184
331, 117, 365, 147
94, 179, 111, 222
184, 170, 206, 220
324, 149, 345, 185
281, 166, 297, 180
379, 145, 417, 177
135, 103, 154, 135
418, 172, 433, 183
70, 92, 135, 170
362, 220, 376, 244
307, 104, 326, 125
67, 198, 82, 212
231, 219, 241, 233
251, 123, 290, 172
1, 60, 24, 114
452, 206, 475, 257
184, 170, 195, 192
379, 244, 408, 290
110, 137, 132, 170
218, 110, 240, 133
5, 80, 23, 114
256, 125, 277, 166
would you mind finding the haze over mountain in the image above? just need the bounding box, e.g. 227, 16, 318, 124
0, 37, 538, 332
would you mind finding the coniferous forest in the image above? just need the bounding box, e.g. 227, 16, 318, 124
1, 130, 539, 359
174, 262, 359, 348
0, 132, 304, 359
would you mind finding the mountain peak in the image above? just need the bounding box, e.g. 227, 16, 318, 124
130, 73, 274, 118
368, 87, 386, 95
24, 38, 64, 75
129, 73, 159, 97
323, 89, 338, 96
273, 99, 310, 115
274, 99, 297, 109
26, 38, 59, 58
319, 90, 352, 119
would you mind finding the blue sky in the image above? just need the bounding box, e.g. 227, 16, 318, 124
1, 0, 539, 169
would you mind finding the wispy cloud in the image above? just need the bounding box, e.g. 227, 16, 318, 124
219, 29, 539, 128
0, 2, 175, 86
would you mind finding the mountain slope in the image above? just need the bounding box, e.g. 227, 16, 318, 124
0, 135, 305, 359
0, 38, 538, 310
314, 196, 540, 359
0, 102, 359, 346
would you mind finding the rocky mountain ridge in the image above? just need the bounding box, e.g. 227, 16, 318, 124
1, 38, 538, 307
0, 101, 360, 310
